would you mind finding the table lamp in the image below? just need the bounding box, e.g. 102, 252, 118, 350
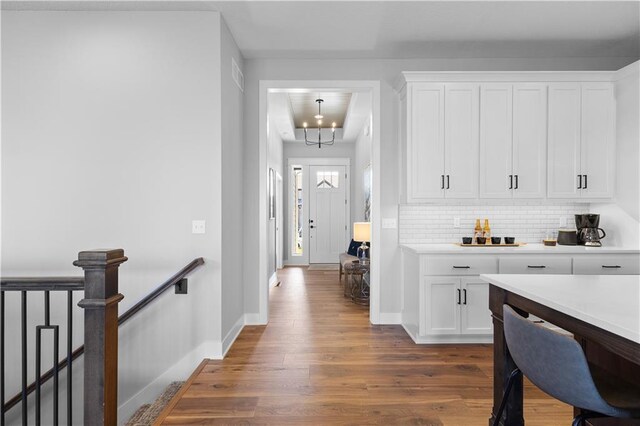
353, 222, 371, 264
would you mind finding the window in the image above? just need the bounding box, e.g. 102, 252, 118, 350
316, 171, 339, 189
292, 167, 303, 256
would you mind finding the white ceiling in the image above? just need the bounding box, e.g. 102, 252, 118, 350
5, 1, 638, 60
289, 93, 352, 128
213, 1, 640, 59
268, 90, 370, 143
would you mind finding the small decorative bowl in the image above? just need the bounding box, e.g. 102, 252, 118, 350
504, 237, 515, 244
462, 237, 473, 245
491, 237, 502, 245
476, 237, 487, 245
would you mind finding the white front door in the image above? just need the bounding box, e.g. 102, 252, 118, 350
309, 165, 348, 264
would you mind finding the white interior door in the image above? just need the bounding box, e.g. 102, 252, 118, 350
309, 165, 348, 264
276, 172, 284, 269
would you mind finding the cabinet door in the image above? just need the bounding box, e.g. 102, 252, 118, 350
513, 84, 547, 198
479, 84, 513, 198
460, 278, 493, 335
444, 84, 479, 198
409, 83, 445, 200
422, 277, 460, 335
548, 84, 581, 198
581, 83, 615, 199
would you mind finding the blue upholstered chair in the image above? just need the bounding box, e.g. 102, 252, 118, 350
494, 305, 640, 426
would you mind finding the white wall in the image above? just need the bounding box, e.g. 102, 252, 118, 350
1, 11, 226, 424
266, 111, 284, 277
282, 142, 356, 264
353, 115, 372, 223
220, 17, 246, 352
242, 56, 637, 319
591, 61, 640, 248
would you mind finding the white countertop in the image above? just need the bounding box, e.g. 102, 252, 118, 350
401, 243, 640, 255
480, 274, 640, 344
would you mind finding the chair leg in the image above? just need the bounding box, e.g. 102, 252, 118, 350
492, 368, 521, 426
572, 411, 607, 426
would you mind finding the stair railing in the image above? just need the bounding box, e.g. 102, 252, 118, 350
1, 249, 205, 426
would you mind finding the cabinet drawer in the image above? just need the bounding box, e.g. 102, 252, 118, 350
499, 256, 572, 274
423, 256, 498, 275
573, 255, 640, 275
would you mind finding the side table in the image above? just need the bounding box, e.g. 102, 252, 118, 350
343, 260, 370, 306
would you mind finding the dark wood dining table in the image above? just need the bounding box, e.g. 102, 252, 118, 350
481, 274, 640, 426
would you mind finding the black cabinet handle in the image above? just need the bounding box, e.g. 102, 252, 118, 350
310, 225, 315, 229
578, 175, 582, 189
514, 175, 519, 190
602, 265, 622, 269
453, 266, 471, 269
457, 289, 461, 305
463, 289, 467, 305
509, 175, 513, 189
441, 175, 445, 189
446, 175, 450, 189
527, 265, 547, 269
583, 174, 588, 189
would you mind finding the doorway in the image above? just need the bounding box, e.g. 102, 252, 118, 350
258, 80, 381, 324
286, 159, 351, 265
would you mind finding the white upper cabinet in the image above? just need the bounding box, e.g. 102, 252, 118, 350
403, 83, 478, 201
581, 83, 615, 198
444, 84, 479, 198
548, 83, 614, 199
479, 84, 546, 199
398, 73, 615, 203
512, 84, 547, 198
480, 84, 513, 198
407, 83, 445, 201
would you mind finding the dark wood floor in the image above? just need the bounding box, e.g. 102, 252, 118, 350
155, 266, 571, 425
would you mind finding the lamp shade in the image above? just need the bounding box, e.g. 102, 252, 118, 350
353, 222, 371, 243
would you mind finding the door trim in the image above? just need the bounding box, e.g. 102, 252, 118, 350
259, 80, 381, 325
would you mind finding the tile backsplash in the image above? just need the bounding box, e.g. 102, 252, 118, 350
399, 202, 590, 244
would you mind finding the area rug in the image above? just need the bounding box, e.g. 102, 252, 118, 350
125, 381, 184, 425
308, 264, 339, 271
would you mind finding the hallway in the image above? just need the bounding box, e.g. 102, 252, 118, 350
155, 267, 570, 424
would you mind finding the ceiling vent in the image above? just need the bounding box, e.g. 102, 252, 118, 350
231, 57, 244, 92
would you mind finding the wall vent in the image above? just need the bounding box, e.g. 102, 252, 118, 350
231, 57, 244, 92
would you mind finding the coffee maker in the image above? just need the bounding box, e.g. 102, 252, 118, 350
575, 214, 606, 247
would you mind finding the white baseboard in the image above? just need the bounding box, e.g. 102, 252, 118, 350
400, 322, 492, 344
117, 340, 217, 425
244, 313, 264, 325
268, 272, 278, 287
378, 312, 402, 324
222, 315, 245, 358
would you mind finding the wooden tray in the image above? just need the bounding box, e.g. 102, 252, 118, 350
455, 242, 526, 247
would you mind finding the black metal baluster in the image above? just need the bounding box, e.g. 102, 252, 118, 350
66, 291, 72, 426
36, 326, 42, 425
21, 291, 27, 426
37, 291, 60, 426
52, 326, 59, 426
1, 291, 5, 426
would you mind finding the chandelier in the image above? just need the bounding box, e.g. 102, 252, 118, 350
303, 98, 336, 148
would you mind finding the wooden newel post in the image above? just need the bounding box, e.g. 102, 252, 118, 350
74, 249, 128, 426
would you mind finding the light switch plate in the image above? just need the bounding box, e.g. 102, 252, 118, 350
192, 220, 206, 234
559, 217, 568, 228
382, 218, 397, 229
453, 217, 461, 228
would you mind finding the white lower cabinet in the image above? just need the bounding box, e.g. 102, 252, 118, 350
422, 276, 492, 340
422, 277, 460, 335
403, 250, 640, 345
461, 278, 493, 335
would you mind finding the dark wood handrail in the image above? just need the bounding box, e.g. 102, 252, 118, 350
0, 277, 85, 292
1, 257, 205, 414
